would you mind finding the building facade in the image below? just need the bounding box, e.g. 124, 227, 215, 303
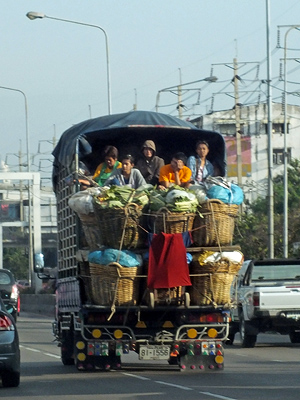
192, 102, 300, 202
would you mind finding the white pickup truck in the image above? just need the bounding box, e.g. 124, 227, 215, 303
229, 258, 300, 347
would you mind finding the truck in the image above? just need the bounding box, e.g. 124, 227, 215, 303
229, 258, 300, 348
39, 110, 241, 372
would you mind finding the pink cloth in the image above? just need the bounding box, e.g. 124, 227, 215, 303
147, 232, 192, 289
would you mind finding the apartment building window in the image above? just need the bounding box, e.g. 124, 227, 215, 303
216, 122, 244, 136
273, 148, 291, 165
265, 122, 289, 135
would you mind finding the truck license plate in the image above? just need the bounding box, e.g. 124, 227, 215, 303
139, 345, 170, 360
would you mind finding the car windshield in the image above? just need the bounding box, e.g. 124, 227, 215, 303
251, 264, 300, 281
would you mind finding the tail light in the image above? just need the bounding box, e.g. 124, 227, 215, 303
11, 284, 19, 300
199, 313, 224, 323
17, 296, 21, 313
0, 314, 14, 331
253, 292, 259, 307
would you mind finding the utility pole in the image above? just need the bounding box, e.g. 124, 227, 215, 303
18, 145, 24, 233
233, 58, 243, 187
178, 68, 183, 119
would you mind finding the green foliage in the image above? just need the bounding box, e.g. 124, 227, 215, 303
236, 159, 300, 259
3, 247, 29, 280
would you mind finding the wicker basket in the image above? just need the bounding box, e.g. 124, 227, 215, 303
189, 257, 242, 306
94, 203, 143, 249
78, 213, 103, 250
192, 199, 239, 246
78, 261, 92, 303
89, 262, 142, 306
148, 207, 195, 234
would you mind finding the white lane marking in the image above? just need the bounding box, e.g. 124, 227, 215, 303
200, 391, 237, 400
20, 345, 40, 353
155, 380, 193, 391
20, 345, 60, 359
44, 352, 61, 359
122, 373, 151, 380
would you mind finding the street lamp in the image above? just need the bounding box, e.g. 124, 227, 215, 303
0, 86, 34, 283
278, 24, 300, 258
26, 11, 112, 115
155, 75, 218, 118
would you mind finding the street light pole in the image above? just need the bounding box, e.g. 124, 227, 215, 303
266, 0, 274, 258
0, 86, 34, 284
26, 11, 112, 115
278, 24, 300, 258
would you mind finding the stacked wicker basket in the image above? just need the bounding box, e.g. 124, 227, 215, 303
189, 198, 241, 306
189, 255, 242, 306
148, 207, 195, 234
82, 201, 145, 307
192, 199, 239, 247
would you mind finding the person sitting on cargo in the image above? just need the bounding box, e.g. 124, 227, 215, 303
136, 140, 164, 186
187, 140, 214, 184
158, 152, 192, 189
104, 154, 146, 189
92, 145, 122, 186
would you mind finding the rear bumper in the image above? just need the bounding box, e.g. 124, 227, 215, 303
0, 339, 20, 373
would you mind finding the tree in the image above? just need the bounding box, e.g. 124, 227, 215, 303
3, 247, 29, 280
235, 159, 300, 259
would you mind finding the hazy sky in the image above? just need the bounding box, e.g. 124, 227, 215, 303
1, 1, 300, 175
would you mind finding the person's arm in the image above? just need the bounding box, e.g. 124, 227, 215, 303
186, 156, 196, 181
180, 166, 192, 188
172, 160, 186, 186
158, 165, 169, 188
103, 169, 118, 186
92, 162, 103, 181
133, 169, 147, 188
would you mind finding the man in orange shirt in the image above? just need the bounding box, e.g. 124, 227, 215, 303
159, 152, 192, 188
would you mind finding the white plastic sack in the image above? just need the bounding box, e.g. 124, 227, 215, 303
204, 251, 244, 265
189, 185, 207, 204
68, 188, 101, 215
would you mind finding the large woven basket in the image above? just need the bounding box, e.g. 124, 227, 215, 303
78, 213, 103, 250
78, 261, 92, 303
94, 203, 143, 249
148, 207, 195, 234
89, 262, 142, 306
192, 199, 239, 246
189, 257, 242, 306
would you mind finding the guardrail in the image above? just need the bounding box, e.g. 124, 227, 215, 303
20, 294, 56, 317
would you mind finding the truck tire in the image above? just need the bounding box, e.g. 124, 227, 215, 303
239, 312, 257, 348
289, 331, 300, 343
61, 329, 75, 365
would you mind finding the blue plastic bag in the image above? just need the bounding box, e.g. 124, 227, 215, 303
206, 183, 243, 205
88, 249, 142, 267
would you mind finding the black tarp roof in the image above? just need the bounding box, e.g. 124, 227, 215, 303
52, 110, 226, 183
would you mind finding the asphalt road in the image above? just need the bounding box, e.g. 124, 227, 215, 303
1, 313, 300, 399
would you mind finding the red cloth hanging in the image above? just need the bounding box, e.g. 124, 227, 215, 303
147, 232, 192, 289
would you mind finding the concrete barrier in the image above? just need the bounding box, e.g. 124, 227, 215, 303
20, 294, 56, 317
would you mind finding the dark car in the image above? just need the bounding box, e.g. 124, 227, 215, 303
0, 297, 20, 387
0, 269, 19, 322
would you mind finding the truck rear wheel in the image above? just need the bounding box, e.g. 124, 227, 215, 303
61, 329, 75, 365
239, 313, 257, 348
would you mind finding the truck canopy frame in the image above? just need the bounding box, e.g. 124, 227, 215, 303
52, 110, 226, 192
